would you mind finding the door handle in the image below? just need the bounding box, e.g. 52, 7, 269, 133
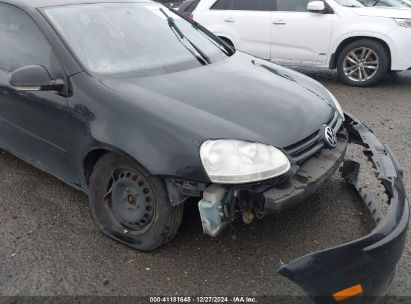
224, 18, 235, 23
273, 20, 286, 25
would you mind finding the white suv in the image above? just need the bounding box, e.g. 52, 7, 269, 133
193, 0, 411, 86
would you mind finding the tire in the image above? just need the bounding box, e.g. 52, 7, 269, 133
89, 153, 184, 251
336, 39, 390, 87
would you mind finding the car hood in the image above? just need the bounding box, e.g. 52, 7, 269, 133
352, 6, 411, 18
101, 52, 337, 148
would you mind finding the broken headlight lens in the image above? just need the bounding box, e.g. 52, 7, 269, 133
200, 140, 291, 184
395, 18, 411, 28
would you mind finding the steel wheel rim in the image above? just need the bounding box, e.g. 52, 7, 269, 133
343, 47, 379, 82
104, 168, 155, 234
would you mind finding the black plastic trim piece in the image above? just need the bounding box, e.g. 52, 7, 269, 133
278, 113, 409, 303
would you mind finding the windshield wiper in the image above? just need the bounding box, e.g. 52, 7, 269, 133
191, 22, 232, 56
159, 8, 211, 65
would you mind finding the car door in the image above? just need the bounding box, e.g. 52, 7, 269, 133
0, 4, 78, 184
208, 0, 273, 60
270, 0, 334, 67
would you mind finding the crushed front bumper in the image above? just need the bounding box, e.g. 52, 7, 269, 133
264, 129, 348, 213
279, 113, 409, 303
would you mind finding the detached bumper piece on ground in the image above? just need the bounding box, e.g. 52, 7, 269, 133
279, 113, 409, 303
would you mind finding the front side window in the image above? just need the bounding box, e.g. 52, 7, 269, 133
211, 0, 273, 11
276, 0, 310, 12
0, 5, 55, 73
44, 3, 230, 77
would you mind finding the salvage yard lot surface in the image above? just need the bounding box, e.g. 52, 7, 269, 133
0, 70, 410, 301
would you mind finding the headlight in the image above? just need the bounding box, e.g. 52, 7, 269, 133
200, 139, 290, 184
395, 18, 411, 28
329, 93, 345, 121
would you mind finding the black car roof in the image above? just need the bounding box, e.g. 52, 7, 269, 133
1, 0, 150, 9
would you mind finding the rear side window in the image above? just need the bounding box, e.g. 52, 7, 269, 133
211, 0, 273, 10
275, 0, 310, 11
211, 0, 232, 9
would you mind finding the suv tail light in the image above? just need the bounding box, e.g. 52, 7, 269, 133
189, 13, 193, 20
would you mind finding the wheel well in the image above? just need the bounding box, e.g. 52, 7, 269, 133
83, 148, 150, 187
83, 149, 109, 186
330, 37, 391, 70
218, 36, 234, 48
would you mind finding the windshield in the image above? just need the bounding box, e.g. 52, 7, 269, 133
334, 0, 365, 7
359, 0, 411, 6
43, 3, 230, 77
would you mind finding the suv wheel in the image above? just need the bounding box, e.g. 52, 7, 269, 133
89, 153, 184, 251
337, 39, 390, 87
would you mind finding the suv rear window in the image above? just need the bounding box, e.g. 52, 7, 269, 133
211, 0, 273, 11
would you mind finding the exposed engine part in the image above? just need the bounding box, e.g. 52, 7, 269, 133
198, 184, 235, 237
242, 210, 254, 224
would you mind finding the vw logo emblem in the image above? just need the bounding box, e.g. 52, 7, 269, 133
322, 125, 337, 149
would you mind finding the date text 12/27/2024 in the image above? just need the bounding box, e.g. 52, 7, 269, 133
150, 297, 257, 303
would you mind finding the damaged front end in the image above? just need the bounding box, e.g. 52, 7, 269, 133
278, 114, 409, 303
168, 113, 408, 302
195, 110, 348, 237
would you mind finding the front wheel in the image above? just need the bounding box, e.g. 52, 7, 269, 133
336, 39, 390, 87
88, 153, 184, 251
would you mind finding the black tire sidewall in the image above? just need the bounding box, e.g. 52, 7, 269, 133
337, 39, 390, 87
89, 153, 183, 251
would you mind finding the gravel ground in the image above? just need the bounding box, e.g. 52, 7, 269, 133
0, 70, 410, 302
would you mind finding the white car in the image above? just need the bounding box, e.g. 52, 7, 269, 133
193, 0, 411, 86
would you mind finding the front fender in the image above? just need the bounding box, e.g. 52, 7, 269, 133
68, 73, 211, 190
329, 31, 395, 69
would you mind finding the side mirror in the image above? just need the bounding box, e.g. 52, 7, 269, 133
9, 65, 64, 92
307, 1, 326, 12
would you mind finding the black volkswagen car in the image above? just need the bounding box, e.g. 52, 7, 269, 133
0, 0, 408, 302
